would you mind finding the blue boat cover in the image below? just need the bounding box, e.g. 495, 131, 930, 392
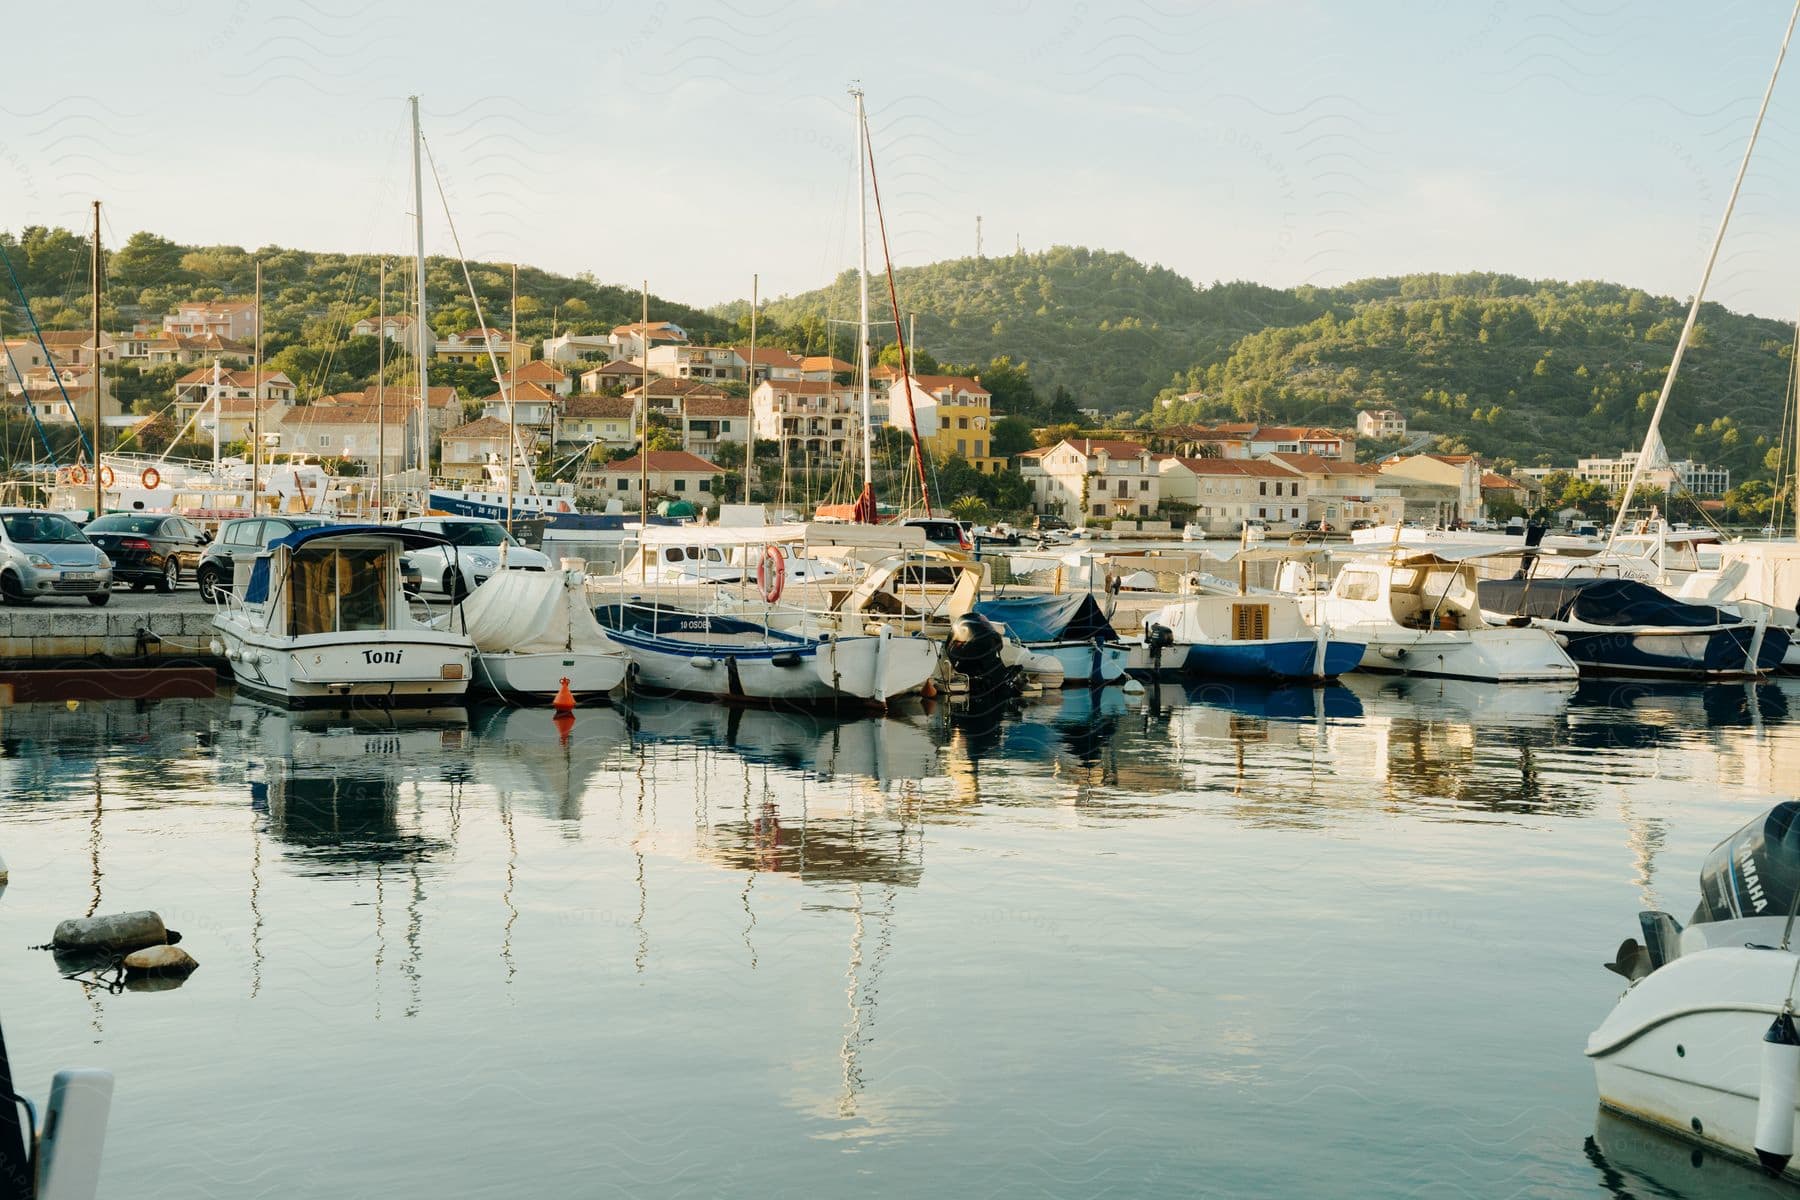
1478, 577, 1736, 628
973, 593, 1118, 643
243, 525, 451, 603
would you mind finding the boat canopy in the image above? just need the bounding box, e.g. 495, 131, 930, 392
244, 524, 449, 605
459, 570, 614, 655
973, 593, 1118, 643
633, 523, 809, 547
1478, 577, 1739, 628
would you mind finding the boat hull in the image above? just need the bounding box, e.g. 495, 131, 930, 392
597, 606, 939, 708
1343, 626, 1578, 683
471, 649, 627, 704
1556, 624, 1791, 678
213, 623, 473, 708
1182, 637, 1364, 681
1032, 641, 1129, 687
1588, 946, 1800, 1178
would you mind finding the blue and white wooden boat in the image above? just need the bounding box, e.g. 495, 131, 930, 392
971, 593, 1129, 687
1132, 593, 1364, 681
1477, 577, 1789, 678
594, 603, 939, 709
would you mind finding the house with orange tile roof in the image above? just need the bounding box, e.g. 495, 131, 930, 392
1377, 453, 1485, 521
158, 299, 259, 341
273, 403, 408, 474
609, 320, 688, 360
556, 395, 639, 451
731, 345, 805, 384
1017, 438, 1159, 523
883, 373, 1005, 473
751, 379, 862, 463
578, 449, 721, 506
1156, 457, 1308, 532
647, 343, 744, 383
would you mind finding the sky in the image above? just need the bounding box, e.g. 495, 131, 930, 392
10, 1, 1800, 317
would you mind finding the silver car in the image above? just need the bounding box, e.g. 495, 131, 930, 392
0, 508, 114, 606
395, 517, 549, 598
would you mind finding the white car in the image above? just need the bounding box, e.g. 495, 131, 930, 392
395, 517, 550, 598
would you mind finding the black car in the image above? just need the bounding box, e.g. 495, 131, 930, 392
82, 513, 208, 592
196, 515, 328, 602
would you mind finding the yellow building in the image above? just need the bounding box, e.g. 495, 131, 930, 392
884, 373, 1005, 473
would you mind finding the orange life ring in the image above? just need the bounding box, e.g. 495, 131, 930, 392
69, 465, 88, 485
141, 466, 161, 490
98, 465, 115, 489
757, 544, 786, 603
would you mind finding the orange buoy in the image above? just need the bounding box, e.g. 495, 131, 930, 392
553, 710, 575, 744
921, 679, 938, 699
552, 676, 576, 712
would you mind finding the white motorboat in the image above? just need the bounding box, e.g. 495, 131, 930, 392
1131, 592, 1364, 681
1291, 551, 1579, 683
211, 524, 474, 707
458, 563, 628, 704
595, 601, 940, 709
1588, 802, 1800, 1178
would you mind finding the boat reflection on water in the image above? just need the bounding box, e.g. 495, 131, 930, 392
242, 703, 469, 872
467, 705, 632, 822
624, 697, 939, 784
1341, 672, 1571, 726
1585, 1107, 1791, 1200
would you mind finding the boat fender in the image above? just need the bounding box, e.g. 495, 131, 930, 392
51, 910, 168, 954
689, 656, 717, 670
771, 652, 803, 668
1377, 645, 1408, 661
1506, 615, 1532, 628
1757, 1010, 1800, 1174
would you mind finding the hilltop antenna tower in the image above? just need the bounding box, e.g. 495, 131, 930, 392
975, 215, 982, 259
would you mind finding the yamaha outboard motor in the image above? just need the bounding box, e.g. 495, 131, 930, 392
1695, 801, 1800, 924
1143, 622, 1176, 677
946, 612, 1013, 708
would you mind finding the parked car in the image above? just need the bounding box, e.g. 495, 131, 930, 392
1348, 518, 1376, 531
1298, 520, 1335, 533
0, 508, 112, 606
82, 513, 208, 592
898, 516, 971, 552
196, 515, 329, 603
1033, 514, 1070, 532
395, 517, 550, 598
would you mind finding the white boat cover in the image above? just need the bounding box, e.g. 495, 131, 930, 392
460, 570, 615, 655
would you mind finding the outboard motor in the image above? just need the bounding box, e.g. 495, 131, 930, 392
1144, 622, 1175, 676
946, 612, 1013, 708
1695, 801, 1800, 924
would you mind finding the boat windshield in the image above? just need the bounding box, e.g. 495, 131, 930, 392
442, 523, 512, 548
3, 513, 87, 545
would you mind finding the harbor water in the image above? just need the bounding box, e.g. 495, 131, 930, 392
2, 677, 1797, 1197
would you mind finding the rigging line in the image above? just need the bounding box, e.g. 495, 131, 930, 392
0, 242, 92, 460
860, 105, 931, 515
1611, 0, 1800, 543
420, 133, 519, 465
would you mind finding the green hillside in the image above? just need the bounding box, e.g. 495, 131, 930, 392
738, 247, 1328, 411
1155, 273, 1793, 480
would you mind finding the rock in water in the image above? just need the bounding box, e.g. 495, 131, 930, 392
52, 911, 168, 953
121, 945, 198, 975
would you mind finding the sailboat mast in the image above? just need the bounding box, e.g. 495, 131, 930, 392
376, 257, 386, 519
639, 282, 650, 543
1608, 0, 1800, 544
90, 201, 102, 520
252, 260, 262, 509
853, 86, 873, 498
508, 261, 517, 538
410, 96, 430, 513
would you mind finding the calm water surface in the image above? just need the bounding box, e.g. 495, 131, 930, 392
2, 677, 1798, 1198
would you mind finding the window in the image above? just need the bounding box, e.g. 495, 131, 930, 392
674, 479, 687, 492
1259, 481, 1267, 496
958, 417, 968, 429
1139, 479, 1149, 491
318, 435, 331, 447
720, 420, 731, 432
617, 478, 630, 490
1117, 480, 1128, 498
1339, 571, 1381, 602
958, 440, 967, 455
1094, 503, 1107, 516
699, 478, 711, 492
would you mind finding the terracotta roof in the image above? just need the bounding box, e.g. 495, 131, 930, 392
801, 356, 853, 373
494, 381, 560, 404
1015, 446, 1053, 459
1427, 453, 1478, 465
562, 395, 637, 419
1069, 438, 1149, 459
175, 367, 293, 388
756, 379, 854, 396
1252, 425, 1343, 441
623, 378, 729, 398
681, 397, 751, 418
1265, 452, 1378, 476
608, 450, 720, 474
320, 385, 460, 408
583, 360, 643, 376
1170, 457, 1296, 478
37, 331, 100, 345
503, 360, 568, 384
732, 345, 803, 367
906, 373, 990, 397
611, 321, 687, 339
443, 417, 511, 438
277, 404, 405, 427
1482, 472, 1526, 489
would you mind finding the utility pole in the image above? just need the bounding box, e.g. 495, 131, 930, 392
747, 272, 757, 504
639, 282, 650, 546
975, 214, 982, 259
507, 261, 518, 539
90, 201, 103, 520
